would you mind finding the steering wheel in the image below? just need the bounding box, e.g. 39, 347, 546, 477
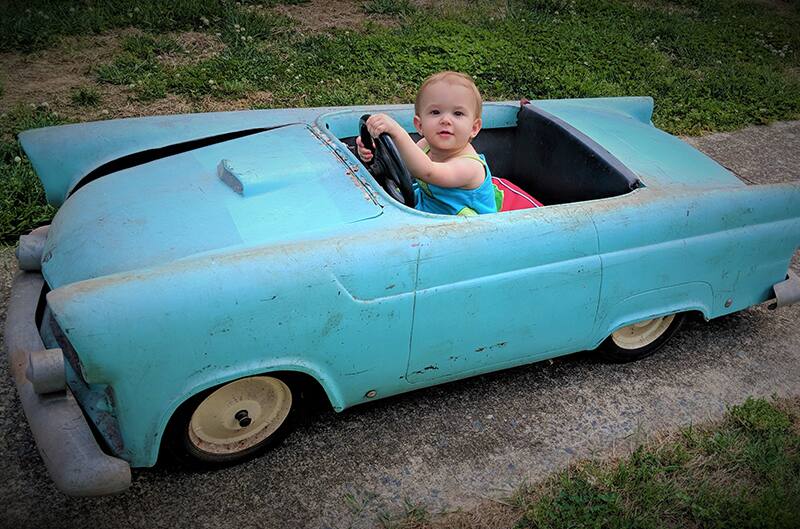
359, 114, 416, 207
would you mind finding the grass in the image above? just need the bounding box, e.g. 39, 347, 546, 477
364, 0, 416, 16
0, 0, 309, 53
380, 396, 800, 529
516, 397, 800, 529
70, 86, 101, 107
1, 0, 799, 242
0, 106, 60, 244
74, 0, 800, 129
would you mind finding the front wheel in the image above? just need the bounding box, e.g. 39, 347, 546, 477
599, 313, 685, 363
169, 375, 295, 467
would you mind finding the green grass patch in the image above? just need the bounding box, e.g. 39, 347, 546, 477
69, 86, 101, 107
65, 0, 800, 133
0, 106, 62, 244
0, 0, 307, 52
515, 397, 800, 529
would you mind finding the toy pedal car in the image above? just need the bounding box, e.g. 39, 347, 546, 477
6, 97, 800, 495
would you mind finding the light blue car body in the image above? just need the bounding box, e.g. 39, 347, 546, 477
18, 97, 800, 469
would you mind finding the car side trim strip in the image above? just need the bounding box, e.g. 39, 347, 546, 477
4, 271, 131, 496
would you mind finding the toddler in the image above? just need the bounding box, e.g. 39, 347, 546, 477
357, 71, 497, 216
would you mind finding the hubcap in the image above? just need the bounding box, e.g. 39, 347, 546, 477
611, 315, 675, 350
188, 376, 292, 455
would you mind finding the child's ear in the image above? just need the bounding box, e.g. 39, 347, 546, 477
413, 115, 423, 135
470, 117, 483, 140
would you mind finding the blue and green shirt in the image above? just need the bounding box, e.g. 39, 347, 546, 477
414, 151, 497, 216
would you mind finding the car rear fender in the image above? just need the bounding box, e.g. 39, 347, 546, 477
589, 282, 713, 349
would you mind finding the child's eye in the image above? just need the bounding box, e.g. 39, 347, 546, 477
430, 110, 440, 115
454, 111, 464, 116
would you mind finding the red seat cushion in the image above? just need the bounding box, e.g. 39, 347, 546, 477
492, 177, 543, 211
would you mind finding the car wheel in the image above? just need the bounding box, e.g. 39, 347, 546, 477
599, 313, 685, 363
170, 375, 295, 467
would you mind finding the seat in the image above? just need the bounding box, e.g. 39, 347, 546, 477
493, 176, 543, 211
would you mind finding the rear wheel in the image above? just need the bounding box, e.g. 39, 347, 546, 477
599, 313, 685, 363
169, 374, 295, 467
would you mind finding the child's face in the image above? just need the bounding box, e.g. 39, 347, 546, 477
413, 81, 482, 152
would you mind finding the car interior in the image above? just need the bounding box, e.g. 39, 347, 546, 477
342, 105, 641, 209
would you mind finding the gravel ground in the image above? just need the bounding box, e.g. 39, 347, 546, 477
1, 121, 799, 528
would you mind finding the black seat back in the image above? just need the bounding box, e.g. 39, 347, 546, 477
511, 105, 639, 205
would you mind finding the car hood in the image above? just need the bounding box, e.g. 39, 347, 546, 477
40, 124, 381, 288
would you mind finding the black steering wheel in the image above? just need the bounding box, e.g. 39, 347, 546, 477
359, 114, 416, 207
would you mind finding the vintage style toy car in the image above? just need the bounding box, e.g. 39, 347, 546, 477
6, 97, 800, 496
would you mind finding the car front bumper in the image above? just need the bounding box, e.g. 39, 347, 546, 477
4, 270, 131, 496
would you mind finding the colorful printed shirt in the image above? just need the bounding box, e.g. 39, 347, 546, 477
414, 150, 498, 216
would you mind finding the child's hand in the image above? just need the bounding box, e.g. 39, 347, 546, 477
366, 113, 403, 140
355, 136, 373, 163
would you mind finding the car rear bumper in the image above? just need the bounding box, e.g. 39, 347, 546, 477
769, 270, 800, 310
4, 270, 131, 496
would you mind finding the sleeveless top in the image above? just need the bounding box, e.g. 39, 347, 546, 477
414, 147, 498, 216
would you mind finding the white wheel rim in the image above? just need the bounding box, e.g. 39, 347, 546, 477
188, 376, 292, 455
611, 315, 675, 350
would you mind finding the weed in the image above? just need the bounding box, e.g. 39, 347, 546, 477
378, 498, 431, 529
343, 488, 379, 515
70, 86, 101, 107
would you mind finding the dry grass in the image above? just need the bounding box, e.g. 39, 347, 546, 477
274, 0, 380, 34
0, 31, 126, 112
156, 31, 226, 68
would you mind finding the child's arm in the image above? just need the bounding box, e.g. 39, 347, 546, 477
366, 114, 484, 190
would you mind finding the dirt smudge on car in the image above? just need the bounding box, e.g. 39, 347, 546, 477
320, 312, 344, 337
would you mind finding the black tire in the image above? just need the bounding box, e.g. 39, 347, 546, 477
166, 374, 297, 469
599, 313, 686, 363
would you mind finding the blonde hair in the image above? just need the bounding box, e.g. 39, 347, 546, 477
414, 71, 482, 118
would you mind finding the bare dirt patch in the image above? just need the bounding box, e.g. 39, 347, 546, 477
0, 30, 264, 122
273, 0, 398, 34
0, 31, 130, 113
